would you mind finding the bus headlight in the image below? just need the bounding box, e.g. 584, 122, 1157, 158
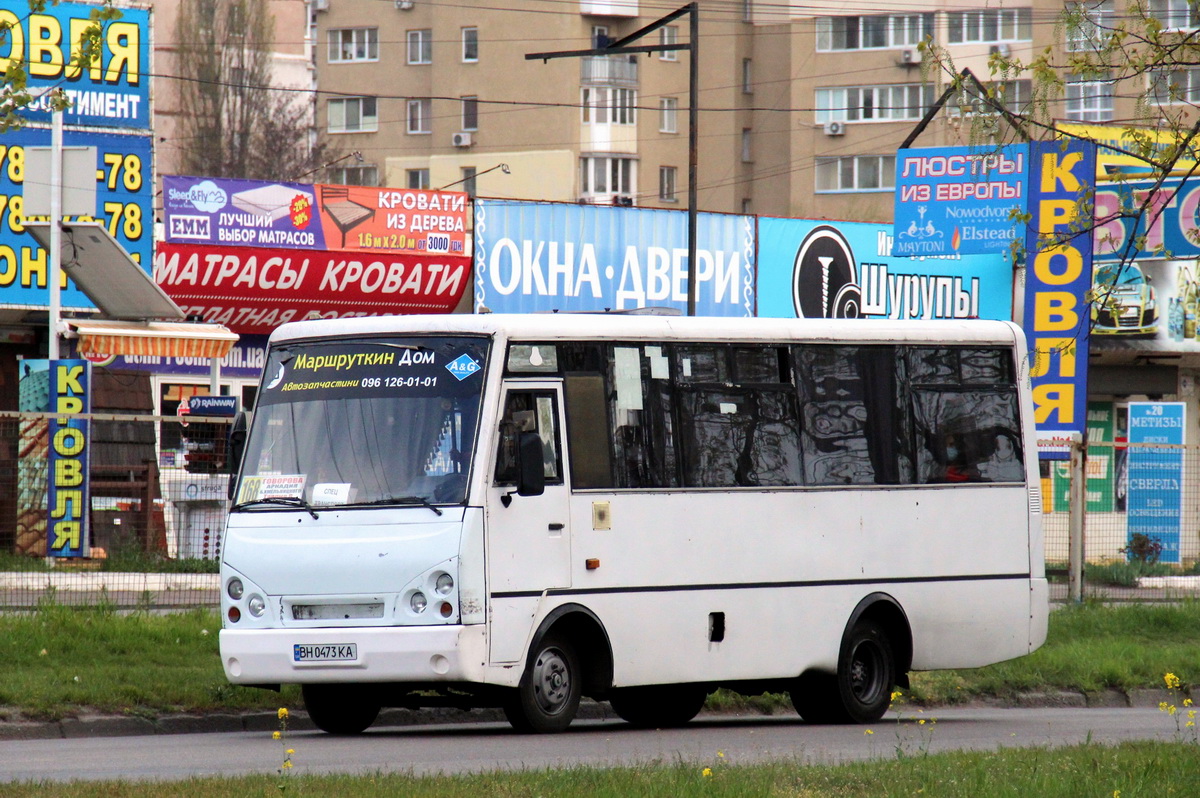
227, 578, 244, 600
435, 573, 454, 595
411, 592, 428, 613
248, 594, 266, 617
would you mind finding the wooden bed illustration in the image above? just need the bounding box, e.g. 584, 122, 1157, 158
320, 186, 375, 248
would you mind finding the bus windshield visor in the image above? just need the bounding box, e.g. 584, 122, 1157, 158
234, 336, 489, 509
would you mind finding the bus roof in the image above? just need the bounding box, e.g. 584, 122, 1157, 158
269, 314, 1023, 348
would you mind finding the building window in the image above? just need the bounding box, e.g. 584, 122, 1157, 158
660, 25, 678, 61
742, 59, 753, 94
1066, 0, 1114, 52
407, 168, 430, 190
329, 165, 378, 186
580, 156, 635, 199
659, 166, 677, 201
743, 0, 752, 22
462, 166, 477, 198
461, 96, 479, 130
1065, 74, 1113, 121
407, 29, 432, 64
659, 97, 678, 133
951, 80, 1033, 116
407, 98, 431, 134
1151, 0, 1200, 29
815, 155, 896, 192
741, 128, 752, 162
462, 27, 478, 62
815, 84, 934, 123
592, 25, 610, 48
328, 96, 378, 133
816, 14, 934, 51
1151, 67, 1200, 104
946, 8, 1032, 43
582, 87, 636, 125
329, 28, 378, 63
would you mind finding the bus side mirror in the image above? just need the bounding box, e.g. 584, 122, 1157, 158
227, 411, 249, 499
516, 431, 546, 497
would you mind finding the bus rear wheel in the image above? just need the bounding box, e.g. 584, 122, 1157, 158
609, 685, 708, 728
301, 683, 381, 735
791, 619, 895, 724
503, 635, 581, 733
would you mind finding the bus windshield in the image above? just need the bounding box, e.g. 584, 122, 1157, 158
234, 336, 489, 510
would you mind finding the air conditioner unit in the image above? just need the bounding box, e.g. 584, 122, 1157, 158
988, 43, 1011, 57
451, 131, 473, 147
898, 49, 917, 65
395, 0, 414, 9
823, 121, 845, 137
313, 0, 328, 11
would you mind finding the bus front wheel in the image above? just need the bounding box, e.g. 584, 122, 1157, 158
301, 683, 381, 735
609, 684, 708, 728
504, 635, 581, 733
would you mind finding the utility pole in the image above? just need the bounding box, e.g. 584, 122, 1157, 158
528, 3, 700, 316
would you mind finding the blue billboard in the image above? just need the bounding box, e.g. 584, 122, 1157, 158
6, 2, 151, 130
1022, 139, 1095, 445
0, 129, 153, 311
893, 144, 1028, 256
1127, 401, 1185, 564
757, 218, 1012, 321
473, 200, 755, 316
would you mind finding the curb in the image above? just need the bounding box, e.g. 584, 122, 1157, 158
0, 691, 1179, 741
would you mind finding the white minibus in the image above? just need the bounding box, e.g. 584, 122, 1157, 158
219, 314, 1048, 733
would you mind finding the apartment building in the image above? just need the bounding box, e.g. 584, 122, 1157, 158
310, 1, 1143, 222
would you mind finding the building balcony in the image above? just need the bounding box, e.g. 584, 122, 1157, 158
580, 1, 638, 17
581, 55, 638, 87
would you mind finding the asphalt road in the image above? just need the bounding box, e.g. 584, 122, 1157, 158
0, 706, 1182, 784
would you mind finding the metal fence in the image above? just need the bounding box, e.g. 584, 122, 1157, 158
2, 416, 1198, 608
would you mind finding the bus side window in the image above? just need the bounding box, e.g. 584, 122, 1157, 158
494, 392, 563, 486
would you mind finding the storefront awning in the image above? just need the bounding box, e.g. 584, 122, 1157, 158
64, 319, 239, 359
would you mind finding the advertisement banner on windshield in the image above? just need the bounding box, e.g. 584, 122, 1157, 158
757, 218, 1012, 320
154, 243, 471, 334
473, 200, 755, 316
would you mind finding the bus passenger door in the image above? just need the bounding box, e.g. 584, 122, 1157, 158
488, 383, 572, 634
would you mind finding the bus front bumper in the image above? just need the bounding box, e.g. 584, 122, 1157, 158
220, 625, 486, 685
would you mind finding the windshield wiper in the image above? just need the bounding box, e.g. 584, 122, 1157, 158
232, 496, 319, 520
353, 496, 443, 516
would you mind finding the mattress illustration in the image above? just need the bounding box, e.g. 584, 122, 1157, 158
230, 184, 314, 222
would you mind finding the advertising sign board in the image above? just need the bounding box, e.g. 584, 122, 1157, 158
757, 218, 1012, 320
893, 144, 1028, 256
154, 243, 471, 334
6, 2, 151, 130
473, 200, 755, 316
1127, 401, 1185, 564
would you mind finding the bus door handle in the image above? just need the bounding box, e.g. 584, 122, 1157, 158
548, 522, 565, 531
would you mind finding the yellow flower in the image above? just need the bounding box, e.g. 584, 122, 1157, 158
919, 719, 926, 725
701, 767, 713, 778
272, 731, 281, 740
1165, 673, 1182, 690
1160, 702, 1170, 712
282, 761, 293, 770
277, 708, 289, 719
890, 690, 903, 701
1114, 791, 1121, 798
286, 749, 295, 755
1169, 705, 1178, 716
717, 751, 724, 758
1188, 722, 1196, 728
864, 729, 874, 735
1185, 698, 1194, 707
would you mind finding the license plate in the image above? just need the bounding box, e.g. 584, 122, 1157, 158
293, 643, 357, 662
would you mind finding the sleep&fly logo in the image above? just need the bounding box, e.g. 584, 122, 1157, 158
446, 354, 481, 381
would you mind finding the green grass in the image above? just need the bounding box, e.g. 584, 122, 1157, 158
3, 742, 1200, 796
2, 601, 1200, 721
0, 549, 218, 574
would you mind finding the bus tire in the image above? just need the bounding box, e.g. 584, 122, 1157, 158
301, 684, 380, 735
609, 685, 708, 728
790, 671, 846, 724
836, 619, 895, 723
503, 635, 581, 733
